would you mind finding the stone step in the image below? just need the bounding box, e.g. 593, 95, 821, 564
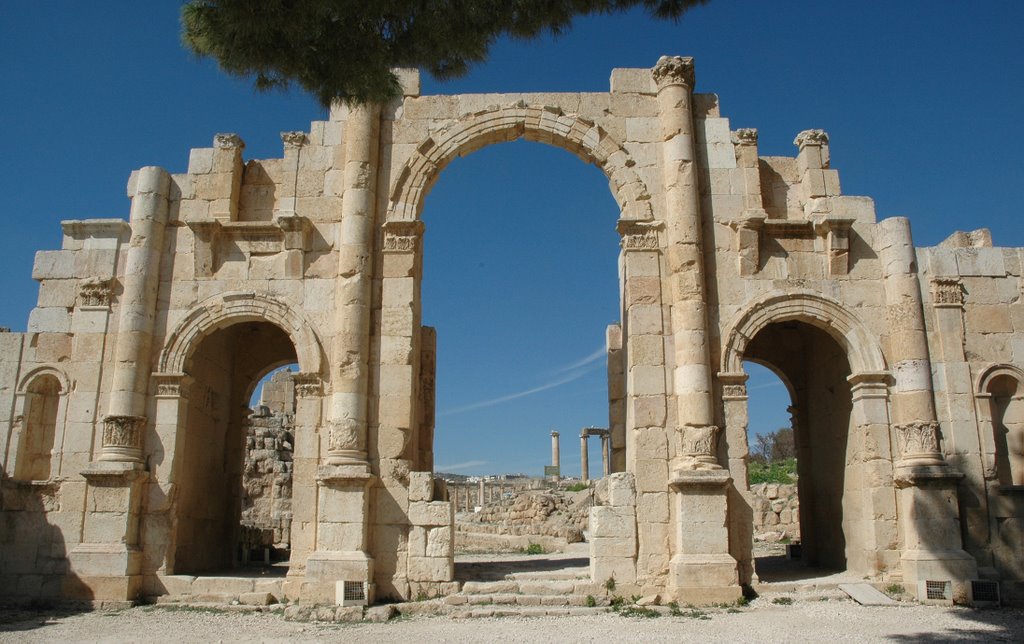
149, 575, 284, 605
459, 578, 593, 596
508, 568, 590, 581
452, 606, 608, 619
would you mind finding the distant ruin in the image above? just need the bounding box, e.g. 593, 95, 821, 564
1, 56, 1022, 606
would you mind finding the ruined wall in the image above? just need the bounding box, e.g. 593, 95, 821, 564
749, 483, 800, 541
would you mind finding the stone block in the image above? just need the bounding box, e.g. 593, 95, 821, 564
425, 526, 452, 557
408, 471, 433, 502
606, 472, 636, 507
407, 555, 452, 582
590, 506, 636, 539
33, 251, 75, 280
408, 500, 452, 527
591, 556, 637, 586
591, 536, 636, 558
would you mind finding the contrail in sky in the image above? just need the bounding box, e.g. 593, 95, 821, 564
440, 347, 606, 416
434, 459, 489, 471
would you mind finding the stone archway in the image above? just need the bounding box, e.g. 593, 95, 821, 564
719, 290, 897, 579
386, 103, 654, 224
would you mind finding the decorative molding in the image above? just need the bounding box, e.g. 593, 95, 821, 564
652, 55, 695, 89
794, 129, 829, 148
722, 383, 747, 398
382, 220, 425, 253
280, 131, 309, 148
731, 128, 758, 146
98, 415, 146, 464
214, 133, 244, 149
78, 277, 113, 308
931, 278, 965, 308
152, 372, 190, 397
327, 418, 367, 465
616, 219, 662, 252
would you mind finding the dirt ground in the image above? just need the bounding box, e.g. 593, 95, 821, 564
1, 599, 1022, 643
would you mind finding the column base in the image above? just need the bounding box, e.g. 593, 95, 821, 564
302, 551, 374, 605
668, 553, 742, 605
66, 543, 144, 601
901, 548, 977, 604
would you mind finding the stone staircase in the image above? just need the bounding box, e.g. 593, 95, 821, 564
443, 560, 612, 618
148, 574, 285, 607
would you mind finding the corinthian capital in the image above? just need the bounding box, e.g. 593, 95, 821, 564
652, 55, 695, 90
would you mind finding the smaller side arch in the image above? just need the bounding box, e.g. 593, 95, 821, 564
158, 291, 324, 376
17, 365, 70, 395
720, 290, 888, 376
975, 363, 1024, 396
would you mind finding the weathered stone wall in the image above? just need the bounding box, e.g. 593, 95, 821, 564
749, 483, 800, 541
240, 408, 294, 553
459, 488, 592, 543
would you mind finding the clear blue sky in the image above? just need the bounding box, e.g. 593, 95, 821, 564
2, 2, 1022, 477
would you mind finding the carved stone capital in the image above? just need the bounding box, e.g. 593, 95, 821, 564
382, 220, 425, 253
292, 373, 323, 398
78, 277, 113, 308
652, 55, 695, 90
931, 278, 965, 308
327, 418, 367, 465
731, 128, 759, 146
214, 133, 245, 150
98, 415, 146, 463
794, 129, 829, 149
894, 421, 945, 466
677, 425, 721, 470
281, 131, 309, 148
616, 219, 662, 252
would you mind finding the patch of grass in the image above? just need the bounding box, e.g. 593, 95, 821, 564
667, 601, 681, 617
604, 577, 616, 592
885, 583, 905, 596
608, 595, 625, 609
565, 482, 589, 492
680, 609, 710, 620
522, 543, 545, 555
771, 596, 794, 605
145, 604, 227, 615
726, 607, 741, 613
617, 605, 659, 618
585, 595, 596, 608
747, 458, 797, 484
736, 595, 749, 607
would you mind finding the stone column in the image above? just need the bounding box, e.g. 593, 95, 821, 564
601, 434, 610, 477
550, 430, 560, 480
606, 324, 626, 472
580, 431, 589, 482
877, 217, 976, 599
326, 104, 381, 471
652, 55, 715, 441
100, 166, 172, 464
478, 479, 485, 508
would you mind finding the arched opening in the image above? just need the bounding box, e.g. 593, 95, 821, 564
743, 362, 801, 560
989, 375, 1024, 486
420, 138, 621, 574
743, 320, 854, 573
172, 320, 299, 575
15, 374, 62, 481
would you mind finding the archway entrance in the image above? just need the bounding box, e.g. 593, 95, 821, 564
743, 321, 854, 574
171, 320, 299, 575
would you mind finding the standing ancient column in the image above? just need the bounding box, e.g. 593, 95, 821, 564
100, 166, 172, 463
327, 105, 381, 469
580, 431, 589, 483
550, 430, 560, 479
601, 434, 610, 477
653, 56, 716, 448
877, 217, 977, 594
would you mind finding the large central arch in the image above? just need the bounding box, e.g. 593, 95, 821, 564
386, 103, 654, 223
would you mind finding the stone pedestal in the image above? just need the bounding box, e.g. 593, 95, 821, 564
668, 469, 741, 604
302, 467, 375, 604
895, 465, 977, 603
67, 461, 148, 600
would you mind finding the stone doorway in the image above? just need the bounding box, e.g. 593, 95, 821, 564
743, 321, 856, 578
170, 321, 300, 576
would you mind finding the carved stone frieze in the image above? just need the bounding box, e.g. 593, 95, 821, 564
152, 372, 190, 397
931, 278, 965, 308
78, 277, 113, 307
652, 55, 695, 89
292, 373, 323, 398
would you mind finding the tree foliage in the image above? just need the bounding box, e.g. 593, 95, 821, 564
181, 0, 708, 107
750, 427, 795, 464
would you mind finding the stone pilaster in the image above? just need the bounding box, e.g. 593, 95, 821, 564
606, 324, 625, 472
719, 371, 755, 585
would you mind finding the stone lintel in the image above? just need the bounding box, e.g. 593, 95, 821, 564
61, 219, 131, 240
316, 464, 374, 485
81, 460, 148, 483
616, 218, 663, 251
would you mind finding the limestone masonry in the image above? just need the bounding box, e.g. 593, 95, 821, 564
1, 57, 1022, 606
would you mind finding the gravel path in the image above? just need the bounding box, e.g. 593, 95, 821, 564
2, 600, 1021, 643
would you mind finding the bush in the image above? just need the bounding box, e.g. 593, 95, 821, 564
565, 482, 589, 492
748, 457, 797, 484
523, 543, 545, 555
771, 596, 794, 605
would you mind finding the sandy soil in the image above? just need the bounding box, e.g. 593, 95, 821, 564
2, 599, 1022, 643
